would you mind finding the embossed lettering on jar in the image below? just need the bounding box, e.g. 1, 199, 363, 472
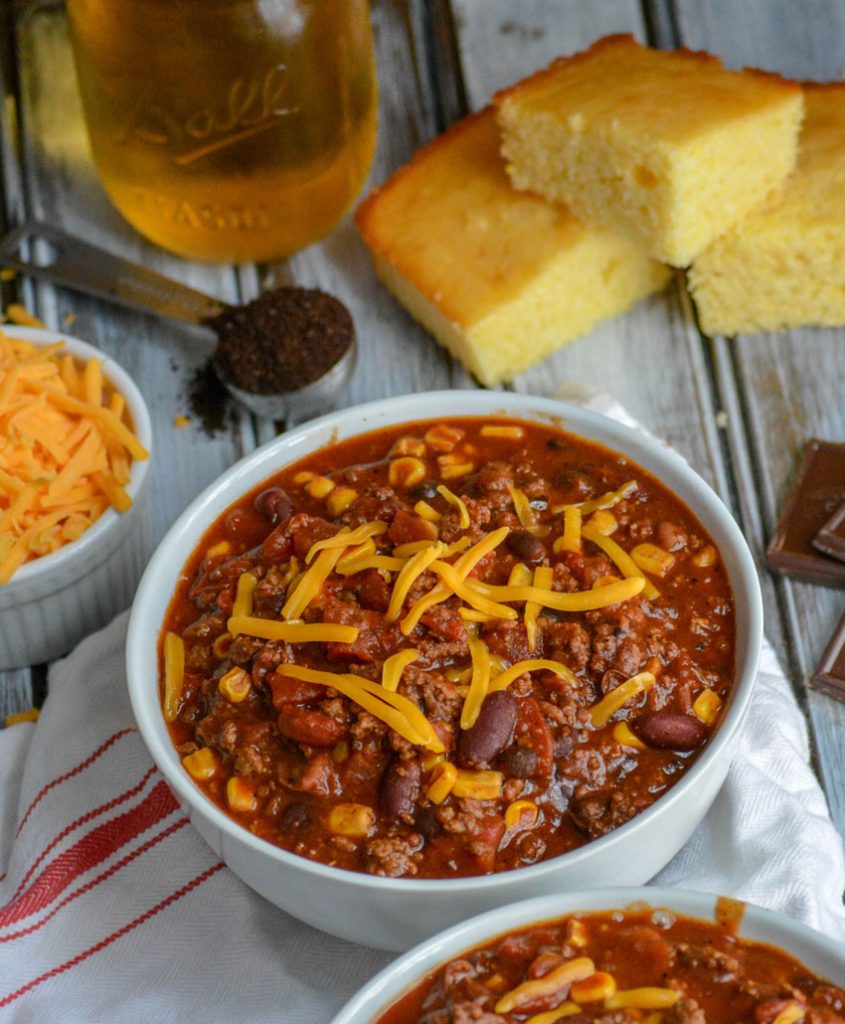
67, 0, 377, 262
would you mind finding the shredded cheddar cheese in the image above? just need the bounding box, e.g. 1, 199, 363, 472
436, 484, 470, 528
488, 659, 578, 693
507, 484, 537, 530
557, 505, 582, 553
163, 631, 185, 723
470, 574, 645, 612
0, 333, 148, 583
281, 544, 348, 620
381, 648, 419, 691
496, 958, 596, 1014
461, 632, 492, 728
525, 565, 553, 652
279, 664, 444, 752
227, 616, 359, 645
232, 571, 258, 618
305, 521, 386, 564
386, 542, 446, 622
581, 524, 659, 600
590, 671, 657, 727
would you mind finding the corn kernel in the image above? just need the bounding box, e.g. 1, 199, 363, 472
692, 544, 718, 568
451, 768, 503, 801
480, 424, 524, 440
771, 1003, 807, 1024
212, 633, 233, 659
631, 543, 676, 578
206, 539, 232, 558
306, 475, 335, 499
424, 424, 464, 451
693, 688, 723, 725
389, 456, 427, 488
182, 747, 219, 780
613, 721, 647, 750
293, 470, 315, 485
422, 751, 445, 771
414, 500, 442, 523
441, 462, 474, 480
504, 799, 539, 829
605, 988, 679, 1010
426, 761, 458, 804
437, 452, 466, 467
219, 667, 251, 703
390, 435, 426, 457
328, 802, 375, 837
523, 1002, 582, 1023
587, 509, 618, 535
592, 574, 621, 588
226, 776, 257, 812
485, 973, 508, 993
332, 741, 350, 764
326, 486, 358, 517
571, 972, 617, 1003
567, 919, 588, 947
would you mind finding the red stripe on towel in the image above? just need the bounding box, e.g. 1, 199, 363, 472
13, 766, 159, 900
0, 817, 190, 944
0, 861, 225, 1009
16, 729, 136, 836
0, 780, 178, 927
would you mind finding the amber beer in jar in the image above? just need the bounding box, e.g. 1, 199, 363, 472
67, 0, 377, 263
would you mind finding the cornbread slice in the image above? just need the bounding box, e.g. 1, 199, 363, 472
689, 84, 845, 335
494, 35, 804, 267
355, 108, 669, 387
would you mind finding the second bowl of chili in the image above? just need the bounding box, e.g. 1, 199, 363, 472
126, 391, 762, 950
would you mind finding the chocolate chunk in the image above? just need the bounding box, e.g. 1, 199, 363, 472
813, 500, 845, 564
811, 610, 845, 704
765, 440, 845, 586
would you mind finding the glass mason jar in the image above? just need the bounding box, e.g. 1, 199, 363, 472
67, 0, 377, 263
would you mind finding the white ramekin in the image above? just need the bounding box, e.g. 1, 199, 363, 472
331, 887, 845, 1023
0, 327, 153, 669
126, 391, 762, 951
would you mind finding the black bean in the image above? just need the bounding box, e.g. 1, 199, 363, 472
409, 480, 440, 502
254, 487, 293, 526
457, 691, 518, 769
499, 745, 539, 778
414, 805, 441, 840
630, 711, 708, 752
379, 758, 421, 820
279, 802, 310, 834
506, 529, 546, 565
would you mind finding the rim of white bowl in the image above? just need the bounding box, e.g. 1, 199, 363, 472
1, 326, 153, 589
330, 886, 845, 1024
127, 390, 763, 894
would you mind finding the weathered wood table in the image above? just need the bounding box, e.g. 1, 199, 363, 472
2, 0, 844, 860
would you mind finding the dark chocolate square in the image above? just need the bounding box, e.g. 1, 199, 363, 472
813, 501, 845, 564
766, 439, 845, 587
811, 609, 845, 703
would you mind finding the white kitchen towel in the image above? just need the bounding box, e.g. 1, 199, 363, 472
1, 403, 844, 1022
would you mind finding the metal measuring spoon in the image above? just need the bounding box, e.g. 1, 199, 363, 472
0, 222, 357, 423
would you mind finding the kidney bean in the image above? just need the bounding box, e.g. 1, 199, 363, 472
631, 711, 708, 751
278, 706, 347, 747
268, 672, 327, 710
254, 487, 293, 526
456, 691, 518, 769
380, 758, 421, 821
414, 805, 441, 840
257, 522, 293, 565
499, 745, 539, 778
507, 529, 546, 565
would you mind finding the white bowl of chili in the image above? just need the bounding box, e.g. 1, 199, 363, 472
0, 326, 152, 668
126, 390, 762, 951
331, 888, 845, 1024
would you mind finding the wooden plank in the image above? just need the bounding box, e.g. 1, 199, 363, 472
449, 1, 730, 492
668, 0, 845, 834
